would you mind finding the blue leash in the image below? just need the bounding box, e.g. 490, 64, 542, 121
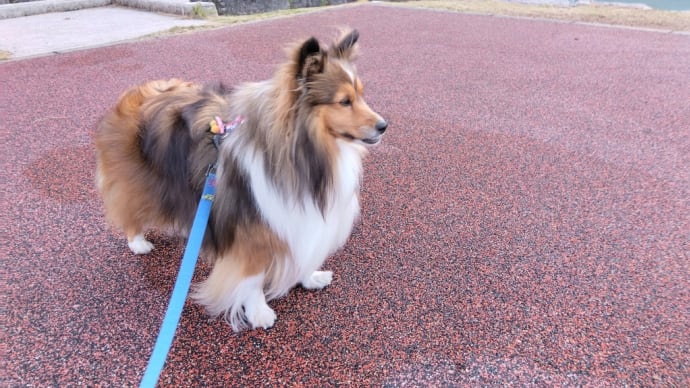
139, 166, 217, 387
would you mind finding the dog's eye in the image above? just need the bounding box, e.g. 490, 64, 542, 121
339, 98, 352, 107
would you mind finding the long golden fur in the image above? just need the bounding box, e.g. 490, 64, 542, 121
95, 29, 387, 331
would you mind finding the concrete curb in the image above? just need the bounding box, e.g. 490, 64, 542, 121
0, 0, 217, 19
0, 0, 109, 18
116, 0, 217, 17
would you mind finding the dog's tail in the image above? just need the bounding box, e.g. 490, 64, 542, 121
96, 79, 192, 181
94, 79, 194, 234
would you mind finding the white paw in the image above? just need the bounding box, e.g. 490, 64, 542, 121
127, 235, 154, 255
301, 270, 333, 290
245, 303, 276, 330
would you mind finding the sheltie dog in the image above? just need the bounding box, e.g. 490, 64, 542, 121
95, 29, 387, 331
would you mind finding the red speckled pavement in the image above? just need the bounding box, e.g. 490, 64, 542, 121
2, 3, 689, 386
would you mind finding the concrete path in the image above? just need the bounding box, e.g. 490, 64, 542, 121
2, 2, 689, 386
0, 5, 208, 59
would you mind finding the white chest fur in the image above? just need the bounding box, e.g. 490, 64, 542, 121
241, 140, 364, 296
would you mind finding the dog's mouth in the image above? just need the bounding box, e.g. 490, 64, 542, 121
361, 136, 381, 145
340, 132, 381, 146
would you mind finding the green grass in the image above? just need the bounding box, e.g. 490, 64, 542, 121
390, 0, 690, 32
147, 5, 333, 39
149, 0, 689, 41
191, 3, 209, 19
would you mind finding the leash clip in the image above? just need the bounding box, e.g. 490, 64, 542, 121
212, 134, 225, 150
206, 162, 218, 177
210, 115, 244, 150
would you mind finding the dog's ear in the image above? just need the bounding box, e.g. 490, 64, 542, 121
297, 37, 325, 81
330, 29, 359, 60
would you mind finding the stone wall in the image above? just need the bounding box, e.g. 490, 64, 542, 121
205, 0, 354, 15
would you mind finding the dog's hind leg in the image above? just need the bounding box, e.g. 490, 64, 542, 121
127, 232, 154, 255
103, 201, 154, 255
120, 200, 153, 255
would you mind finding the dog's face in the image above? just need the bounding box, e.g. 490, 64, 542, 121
297, 30, 388, 146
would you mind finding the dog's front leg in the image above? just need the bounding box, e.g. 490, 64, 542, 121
301, 270, 333, 290
238, 273, 276, 329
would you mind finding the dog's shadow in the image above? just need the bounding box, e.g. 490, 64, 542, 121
135, 231, 214, 292
25, 144, 98, 204
24, 145, 211, 293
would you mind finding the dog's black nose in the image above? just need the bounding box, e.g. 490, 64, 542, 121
375, 120, 388, 133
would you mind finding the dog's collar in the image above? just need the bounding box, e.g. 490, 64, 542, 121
210, 115, 244, 149
210, 115, 244, 135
